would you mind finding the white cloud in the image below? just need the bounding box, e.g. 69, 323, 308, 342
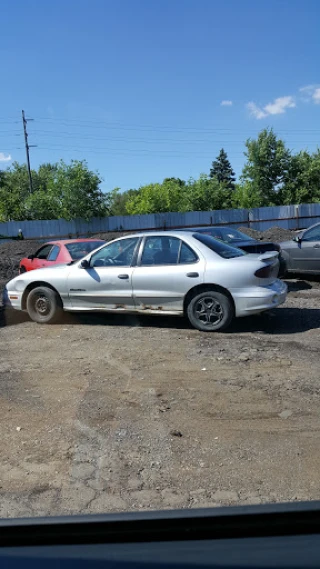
299, 84, 320, 104
264, 96, 295, 115
0, 152, 11, 162
247, 96, 295, 119
220, 100, 233, 106
313, 88, 320, 104
300, 84, 315, 95
246, 102, 267, 119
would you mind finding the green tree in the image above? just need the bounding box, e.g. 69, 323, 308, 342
108, 188, 141, 216
241, 128, 290, 206
210, 148, 235, 191
280, 150, 320, 204
0, 160, 107, 221
53, 160, 107, 220
0, 162, 32, 220
232, 182, 262, 209
126, 178, 188, 214
186, 175, 233, 211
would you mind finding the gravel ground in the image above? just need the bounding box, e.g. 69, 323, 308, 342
0, 275, 320, 518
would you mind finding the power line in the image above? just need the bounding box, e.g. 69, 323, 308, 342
21, 145, 247, 156
11, 114, 319, 133
29, 131, 320, 146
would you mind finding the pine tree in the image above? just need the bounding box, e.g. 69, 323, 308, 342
210, 148, 236, 191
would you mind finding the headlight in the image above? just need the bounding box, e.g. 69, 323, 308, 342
12, 279, 26, 292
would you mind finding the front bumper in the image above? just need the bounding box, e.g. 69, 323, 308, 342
278, 254, 287, 277
232, 279, 288, 317
2, 287, 23, 311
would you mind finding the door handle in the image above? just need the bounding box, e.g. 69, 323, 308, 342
313, 244, 320, 248
186, 272, 199, 278
118, 274, 129, 279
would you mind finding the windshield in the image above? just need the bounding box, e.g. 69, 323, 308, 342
65, 241, 104, 260
193, 233, 246, 258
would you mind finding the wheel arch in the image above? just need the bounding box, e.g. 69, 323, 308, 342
183, 283, 235, 315
22, 281, 63, 311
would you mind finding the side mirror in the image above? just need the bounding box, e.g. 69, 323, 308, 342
28, 254, 35, 260
80, 258, 90, 269
293, 235, 302, 243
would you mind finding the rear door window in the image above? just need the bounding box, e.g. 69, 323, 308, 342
140, 236, 180, 266
179, 242, 198, 264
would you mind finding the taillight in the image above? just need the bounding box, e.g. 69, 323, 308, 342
254, 265, 272, 278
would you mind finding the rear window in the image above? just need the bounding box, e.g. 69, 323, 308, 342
65, 241, 104, 260
193, 233, 246, 259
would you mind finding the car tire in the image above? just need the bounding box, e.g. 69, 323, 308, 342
26, 286, 63, 324
187, 289, 234, 332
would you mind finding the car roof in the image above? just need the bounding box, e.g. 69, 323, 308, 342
114, 230, 199, 239
177, 226, 240, 232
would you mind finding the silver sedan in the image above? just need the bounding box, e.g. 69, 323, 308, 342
3, 231, 287, 332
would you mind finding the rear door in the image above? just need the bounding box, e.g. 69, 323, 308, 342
290, 225, 320, 273
132, 236, 204, 312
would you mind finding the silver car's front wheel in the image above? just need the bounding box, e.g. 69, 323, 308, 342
26, 286, 63, 324
187, 290, 234, 332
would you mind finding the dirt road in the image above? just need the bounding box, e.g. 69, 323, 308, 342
0, 278, 320, 518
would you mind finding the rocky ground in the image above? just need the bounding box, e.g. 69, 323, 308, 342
0, 274, 319, 518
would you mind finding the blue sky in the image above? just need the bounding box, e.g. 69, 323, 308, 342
1, 0, 320, 193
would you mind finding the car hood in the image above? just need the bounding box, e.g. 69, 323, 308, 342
7, 263, 71, 288
279, 240, 296, 249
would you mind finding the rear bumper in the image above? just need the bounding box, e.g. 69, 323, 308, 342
232, 280, 287, 317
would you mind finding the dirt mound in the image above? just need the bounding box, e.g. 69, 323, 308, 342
238, 226, 295, 242
0, 240, 42, 282
238, 227, 263, 240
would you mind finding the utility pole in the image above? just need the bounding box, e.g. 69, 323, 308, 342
22, 110, 36, 193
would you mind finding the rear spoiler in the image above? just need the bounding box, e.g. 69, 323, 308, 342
258, 251, 279, 262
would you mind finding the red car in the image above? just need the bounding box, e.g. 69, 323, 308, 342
19, 239, 105, 273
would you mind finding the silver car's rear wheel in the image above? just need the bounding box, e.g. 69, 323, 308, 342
26, 286, 63, 324
187, 290, 233, 332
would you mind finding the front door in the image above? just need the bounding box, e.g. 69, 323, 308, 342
290, 225, 320, 273
67, 237, 140, 309
132, 236, 204, 312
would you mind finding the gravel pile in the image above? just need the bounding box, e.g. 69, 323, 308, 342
238, 226, 295, 242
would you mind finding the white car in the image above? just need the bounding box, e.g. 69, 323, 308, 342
3, 231, 287, 332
